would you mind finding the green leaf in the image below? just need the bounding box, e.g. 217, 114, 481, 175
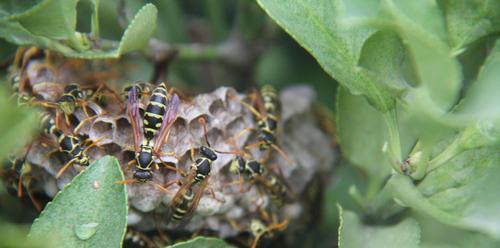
166, 236, 235, 248
28, 156, 127, 248
257, 0, 394, 112
0, 3, 157, 59
388, 146, 500, 239
456, 40, 500, 121
0, 0, 41, 18
413, 212, 500, 248
336, 86, 416, 179
338, 0, 462, 134
0, 86, 38, 161
336, 86, 391, 179
383, 0, 461, 112
64, 3, 157, 59
442, 0, 500, 51
338, 206, 420, 248
8, 0, 79, 40
0, 220, 45, 248
358, 30, 410, 94
0, 20, 73, 53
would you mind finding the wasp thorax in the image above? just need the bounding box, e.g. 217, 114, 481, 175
136, 151, 153, 169
200, 146, 217, 161
259, 131, 275, 147
247, 160, 263, 176
194, 158, 211, 177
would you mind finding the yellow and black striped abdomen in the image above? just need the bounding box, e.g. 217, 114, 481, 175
261, 85, 281, 118
40, 113, 56, 136
171, 188, 194, 221
143, 83, 168, 140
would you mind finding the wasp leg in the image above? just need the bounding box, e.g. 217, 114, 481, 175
126, 160, 135, 170
55, 158, 77, 178
149, 181, 175, 194
25, 183, 42, 212
228, 92, 263, 119
244, 141, 292, 165
73, 114, 99, 134
116, 178, 136, 185
205, 186, 225, 203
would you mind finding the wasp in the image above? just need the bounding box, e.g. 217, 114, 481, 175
227, 213, 288, 248
40, 112, 97, 178
121, 81, 153, 101
118, 82, 180, 184
234, 85, 291, 164
8, 47, 47, 93
167, 117, 228, 224
248, 218, 288, 248
0, 144, 43, 211
230, 156, 292, 206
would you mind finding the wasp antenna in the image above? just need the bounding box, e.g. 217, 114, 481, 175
271, 144, 292, 165
197, 116, 211, 147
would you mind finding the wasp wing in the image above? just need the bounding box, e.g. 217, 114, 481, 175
167, 176, 207, 227
153, 93, 180, 152
253, 88, 267, 117
127, 85, 142, 151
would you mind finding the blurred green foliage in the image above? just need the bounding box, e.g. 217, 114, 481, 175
258, 0, 500, 247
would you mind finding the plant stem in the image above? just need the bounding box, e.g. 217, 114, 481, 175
382, 109, 402, 172
68, 34, 85, 51
90, 0, 100, 38
176, 44, 221, 61
427, 138, 462, 173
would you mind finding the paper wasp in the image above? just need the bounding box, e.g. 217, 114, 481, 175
166, 116, 231, 224
0, 144, 43, 211
8, 47, 49, 94
233, 85, 291, 164
228, 213, 288, 248
230, 156, 293, 206
248, 218, 288, 248
32, 82, 116, 134
40, 112, 98, 178
121, 82, 153, 101
118, 82, 180, 184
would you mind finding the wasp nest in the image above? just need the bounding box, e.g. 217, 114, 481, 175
24, 85, 334, 236
13, 49, 336, 241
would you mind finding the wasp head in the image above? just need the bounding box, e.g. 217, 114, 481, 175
57, 95, 76, 115
200, 146, 217, 161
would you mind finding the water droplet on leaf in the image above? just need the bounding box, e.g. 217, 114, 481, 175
75, 222, 99, 240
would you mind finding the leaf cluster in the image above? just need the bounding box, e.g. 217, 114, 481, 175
0, 0, 157, 58
258, 0, 500, 247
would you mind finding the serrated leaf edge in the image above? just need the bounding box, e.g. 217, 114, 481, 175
117, 3, 158, 55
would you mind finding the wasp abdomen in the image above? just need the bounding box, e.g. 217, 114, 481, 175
143, 83, 168, 140
171, 188, 194, 221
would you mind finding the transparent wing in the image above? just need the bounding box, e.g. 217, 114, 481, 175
168, 179, 208, 227
154, 93, 180, 152
127, 85, 142, 151
253, 88, 267, 117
